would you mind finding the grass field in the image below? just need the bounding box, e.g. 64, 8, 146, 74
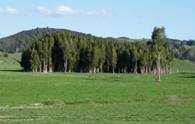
0, 72, 195, 124
0, 54, 195, 124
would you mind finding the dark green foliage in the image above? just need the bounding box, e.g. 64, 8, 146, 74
29, 49, 40, 72
21, 27, 174, 74
20, 49, 31, 71
52, 36, 65, 72
3, 53, 8, 57
0, 27, 194, 62
0, 28, 94, 53
110, 44, 117, 73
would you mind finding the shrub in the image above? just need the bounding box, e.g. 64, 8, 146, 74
3, 53, 8, 57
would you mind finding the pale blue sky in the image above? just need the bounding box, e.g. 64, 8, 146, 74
0, 0, 194, 40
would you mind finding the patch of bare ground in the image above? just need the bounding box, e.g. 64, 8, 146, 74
0, 115, 48, 122
0, 103, 47, 110
167, 96, 195, 102
0, 100, 65, 110
0, 96, 194, 110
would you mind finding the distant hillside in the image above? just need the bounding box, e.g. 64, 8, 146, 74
116, 37, 149, 42
168, 39, 195, 62
0, 28, 92, 53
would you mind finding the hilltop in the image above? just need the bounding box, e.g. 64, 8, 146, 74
0, 28, 98, 53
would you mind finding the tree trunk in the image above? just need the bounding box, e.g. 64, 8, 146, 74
141, 66, 145, 74
49, 65, 52, 72
35, 68, 37, 72
93, 67, 96, 73
166, 65, 169, 74
39, 65, 42, 72
134, 59, 137, 74
44, 65, 48, 73
156, 52, 161, 82
112, 66, 115, 74
64, 60, 67, 73
43, 61, 48, 73
145, 66, 148, 74
100, 63, 103, 73
121, 68, 124, 73
107, 66, 110, 72
124, 67, 127, 73
97, 68, 100, 73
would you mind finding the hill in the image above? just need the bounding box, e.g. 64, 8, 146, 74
0, 28, 93, 53
169, 39, 195, 62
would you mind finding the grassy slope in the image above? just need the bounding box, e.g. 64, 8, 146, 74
0, 56, 194, 123
0, 52, 21, 70
172, 59, 195, 72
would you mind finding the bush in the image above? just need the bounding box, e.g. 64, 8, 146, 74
3, 54, 8, 57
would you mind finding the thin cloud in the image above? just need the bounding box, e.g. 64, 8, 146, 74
82, 9, 110, 16
36, 5, 110, 17
37, 6, 50, 16
55, 5, 76, 15
0, 7, 17, 15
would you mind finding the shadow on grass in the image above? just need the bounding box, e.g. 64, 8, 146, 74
179, 72, 195, 79
179, 72, 195, 75
0, 69, 23, 72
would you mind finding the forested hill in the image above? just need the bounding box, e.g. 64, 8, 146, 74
0, 28, 95, 53
0, 27, 160, 53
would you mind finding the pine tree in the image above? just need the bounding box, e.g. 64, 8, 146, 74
47, 34, 54, 72
52, 34, 64, 72
111, 44, 117, 74
99, 43, 106, 73
29, 49, 40, 72
91, 45, 101, 73
21, 48, 31, 71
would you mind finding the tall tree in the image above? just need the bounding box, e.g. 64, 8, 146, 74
99, 43, 106, 73
47, 34, 54, 72
151, 27, 167, 82
110, 44, 117, 73
29, 49, 40, 72
67, 42, 77, 72
52, 34, 64, 72
91, 44, 101, 73
21, 48, 31, 71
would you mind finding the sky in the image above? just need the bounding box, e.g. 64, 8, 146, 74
0, 0, 195, 40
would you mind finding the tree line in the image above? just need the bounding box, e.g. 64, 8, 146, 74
21, 27, 174, 75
